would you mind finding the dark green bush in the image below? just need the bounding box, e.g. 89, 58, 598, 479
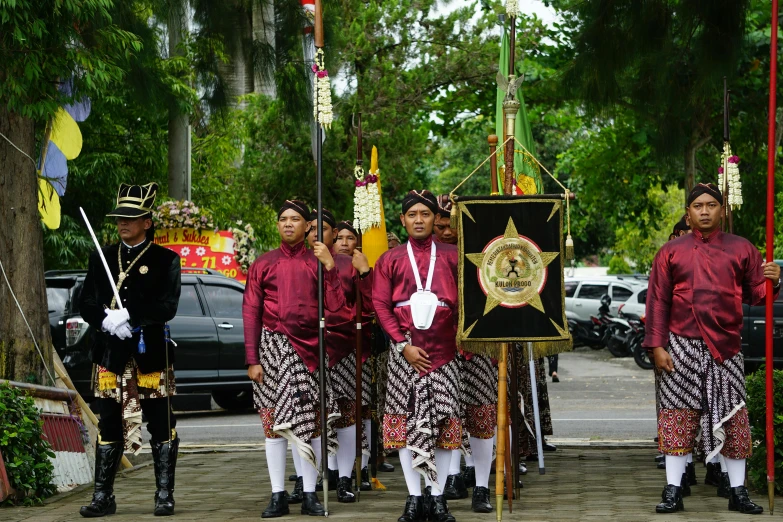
745, 367, 783, 495
0, 383, 56, 506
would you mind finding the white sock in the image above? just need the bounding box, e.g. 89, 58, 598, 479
470, 436, 493, 489
708, 454, 721, 464
724, 457, 746, 487
399, 447, 422, 496
424, 475, 432, 489
362, 419, 371, 469
292, 446, 302, 477
665, 455, 688, 486
449, 450, 462, 475
719, 454, 728, 472
465, 453, 475, 467
431, 448, 451, 496
302, 437, 322, 493
265, 437, 288, 493
336, 426, 357, 478
686, 453, 693, 463
328, 454, 338, 472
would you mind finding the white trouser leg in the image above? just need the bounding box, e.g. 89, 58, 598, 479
465, 452, 475, 467
724, 457, 746, 488
686, 453, 693, 463
449, 449, 462, 475
361, 419, 371, 469
470, 436, 494, 489
302, 437, 322, 493
665, 454, 688, 486
399, 447, 422, 496
266, 437, 288, 493
292, 445, 302, 477
336, 426, 357, 478
431, 448, 452, 496
719, 454, 728, 472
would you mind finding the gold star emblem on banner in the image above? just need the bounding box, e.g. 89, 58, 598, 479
466, 217, 559, 316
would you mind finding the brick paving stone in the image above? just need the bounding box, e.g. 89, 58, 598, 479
3, 447, 783, 521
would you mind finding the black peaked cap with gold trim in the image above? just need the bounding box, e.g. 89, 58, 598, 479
106, 183, 158, 218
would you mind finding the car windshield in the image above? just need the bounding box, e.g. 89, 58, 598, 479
46, 287, 70, 314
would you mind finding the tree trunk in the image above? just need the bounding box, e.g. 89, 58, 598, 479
252, 1, 277, 99
168, 0, 189, 200
683, 131, 711, 202
218, 3, 254, 108
0, 106, 54, 384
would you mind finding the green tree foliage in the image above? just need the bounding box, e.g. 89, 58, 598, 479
0, 384, 55, 505
745, 368, 783, 495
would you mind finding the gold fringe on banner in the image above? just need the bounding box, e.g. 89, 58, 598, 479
137, 371, 163, 390
98, 371, 118, 391
521, 339, 574, 360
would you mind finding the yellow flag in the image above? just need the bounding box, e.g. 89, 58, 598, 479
38, 178, 61, 229
362, 146, 388, 267
50, 107, 83, 160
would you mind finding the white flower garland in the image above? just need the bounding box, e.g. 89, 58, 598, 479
229, 221, 259, 274
312, 49, 333, 129
353, 164, 382, 233
506, 0, 519, 18
718, 144, 742, 210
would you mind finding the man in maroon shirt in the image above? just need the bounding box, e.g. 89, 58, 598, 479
644, 183, 780, 515
243, 200, 344, 518
305, 210, 373, 503
434, 195, 495, 513
374, 190, 462, 522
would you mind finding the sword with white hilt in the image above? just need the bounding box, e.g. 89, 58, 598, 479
80, 207, 124, 311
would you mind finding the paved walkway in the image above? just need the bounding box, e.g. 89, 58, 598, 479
4, 446, 781, 521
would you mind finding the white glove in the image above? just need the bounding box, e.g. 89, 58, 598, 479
101, 316, 117, 335
104, 308, 130, 330
113, 323, 133, 340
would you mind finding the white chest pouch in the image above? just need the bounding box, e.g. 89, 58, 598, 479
407, 241, 439, 330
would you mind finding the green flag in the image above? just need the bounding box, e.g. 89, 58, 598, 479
495, 29, 542, 194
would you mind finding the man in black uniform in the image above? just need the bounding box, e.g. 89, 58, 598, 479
79, 182, 181, 518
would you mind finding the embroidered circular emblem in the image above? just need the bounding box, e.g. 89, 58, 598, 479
139, 265, 149, 275
476, 234, 547, 309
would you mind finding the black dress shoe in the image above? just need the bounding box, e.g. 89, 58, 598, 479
287, 476, 303, 504
429, 495, 456, 522
686, 461, 697, 486
525, 453, 537, 461
360, 467, 372, 491
261, 491, 290, 518
316, 469, 338, 491
462, 466, 476, 488
729, 486, 763, 514
519, 462, 527, 475
654, 454, 665, 463
379, 461, 395, 472
717, 472, 731, 499
398, 495, 424, 522
542, 441, 557, 452
301, 492, 325, 516
680, 472, 691, 497
657, 461, 666, 470
471, 486, 492, 513
289, 474, 298, 481
337, 476, 356, 503
443, 474, 468, 500
655, 484, 684, 514
704, 462, 722, 486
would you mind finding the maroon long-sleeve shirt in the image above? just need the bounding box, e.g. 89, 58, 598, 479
372, 235, 459, 374
242, 240, 345, 372
325, 253, 374, 367
643, 229, 779, 363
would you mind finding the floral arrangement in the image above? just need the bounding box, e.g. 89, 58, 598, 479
506, 0, 519, 17
353, 164, 382, 233
154, 200, 215, 231
718, 145, 742, 209
229, 220, 258, 274
312, 48, 333, 129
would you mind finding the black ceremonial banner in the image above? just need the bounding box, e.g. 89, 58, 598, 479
455, 195, 570, 357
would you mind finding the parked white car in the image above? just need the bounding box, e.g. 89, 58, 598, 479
565, 276, 648, 323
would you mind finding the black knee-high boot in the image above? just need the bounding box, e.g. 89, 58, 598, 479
150, 433, 179, 516
80, 439, 124, 518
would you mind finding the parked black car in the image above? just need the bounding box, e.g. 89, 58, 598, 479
45, 268, 253, 410
741, 260, 783, 373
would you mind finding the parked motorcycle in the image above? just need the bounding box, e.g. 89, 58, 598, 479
568, 316, 606, 349
629, 315, 653, 369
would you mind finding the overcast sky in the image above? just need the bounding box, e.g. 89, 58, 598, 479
440, 0, 558, 25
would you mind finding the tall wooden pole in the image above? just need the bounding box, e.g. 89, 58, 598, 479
489, 135, 499, 195
354, 113, 364, 500
765, 0, 778, 513
314, 0, 329, 514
